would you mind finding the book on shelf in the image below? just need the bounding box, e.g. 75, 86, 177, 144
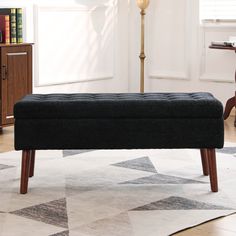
0, 8, 23, 44
0, 15, 10, 43
16, 8, 23, 43
10, 8, 17, 43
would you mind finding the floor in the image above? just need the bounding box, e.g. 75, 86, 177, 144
1, 117, 236, 236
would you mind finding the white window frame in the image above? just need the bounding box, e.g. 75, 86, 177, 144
200, 0, 236, 25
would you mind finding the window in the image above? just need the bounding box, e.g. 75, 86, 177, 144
200, 0, 236, 22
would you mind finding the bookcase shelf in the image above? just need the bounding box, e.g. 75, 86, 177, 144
0, 43, 32, 47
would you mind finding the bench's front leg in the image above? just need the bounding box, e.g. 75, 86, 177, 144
207, 149, 218, 192
20, 150, 31, 194
200, 149, 209, 176
29, 150, 36, 178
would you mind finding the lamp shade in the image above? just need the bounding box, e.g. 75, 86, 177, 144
136, 0, 150, 10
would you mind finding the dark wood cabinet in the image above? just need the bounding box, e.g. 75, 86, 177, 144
0, 43, 33, 129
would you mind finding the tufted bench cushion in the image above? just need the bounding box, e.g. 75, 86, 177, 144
14, 93, 222, 119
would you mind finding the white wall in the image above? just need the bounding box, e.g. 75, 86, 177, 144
129, 0, 236, 105
1, 0, 235, 105
0, 0, 129, 93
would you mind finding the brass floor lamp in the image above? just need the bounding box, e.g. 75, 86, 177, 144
136, 0, 149, 93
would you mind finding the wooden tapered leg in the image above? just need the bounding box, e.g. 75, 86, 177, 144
207, 149, 218, 192
29, 150, 35, 178
20, 150, 31, 194
223, 96, 235, 120
200, 149, 209, 176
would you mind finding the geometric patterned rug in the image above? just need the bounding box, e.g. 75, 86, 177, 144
0, 143, 236, 236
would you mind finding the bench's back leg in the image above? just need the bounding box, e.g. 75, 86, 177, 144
29, 150, 36, 178
20, 150, 31, 194
200, 149, 209, 176
207, 149, 218, 192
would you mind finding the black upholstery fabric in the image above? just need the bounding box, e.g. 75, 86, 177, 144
14, 93, 224, 150
15, 118, 224, 150
14, 93, 223, 119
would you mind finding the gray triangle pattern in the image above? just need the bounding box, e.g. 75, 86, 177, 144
0, 164, 14, 170
217, 147, 236, 155
131, 196, 233, 211
120, 173, 206, 185
63, 149, 95, 157
11, 198, 68, 228
49, 230, 69, 236
112, 156, 157, 173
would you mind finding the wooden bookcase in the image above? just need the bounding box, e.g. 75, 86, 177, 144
0, 43, 33, 130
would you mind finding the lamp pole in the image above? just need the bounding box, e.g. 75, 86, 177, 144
136, 0, 149, 93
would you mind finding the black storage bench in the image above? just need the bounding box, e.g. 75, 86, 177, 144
14, 93, 224, 194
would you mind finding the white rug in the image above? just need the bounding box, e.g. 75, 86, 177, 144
0, 144, 236, 236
